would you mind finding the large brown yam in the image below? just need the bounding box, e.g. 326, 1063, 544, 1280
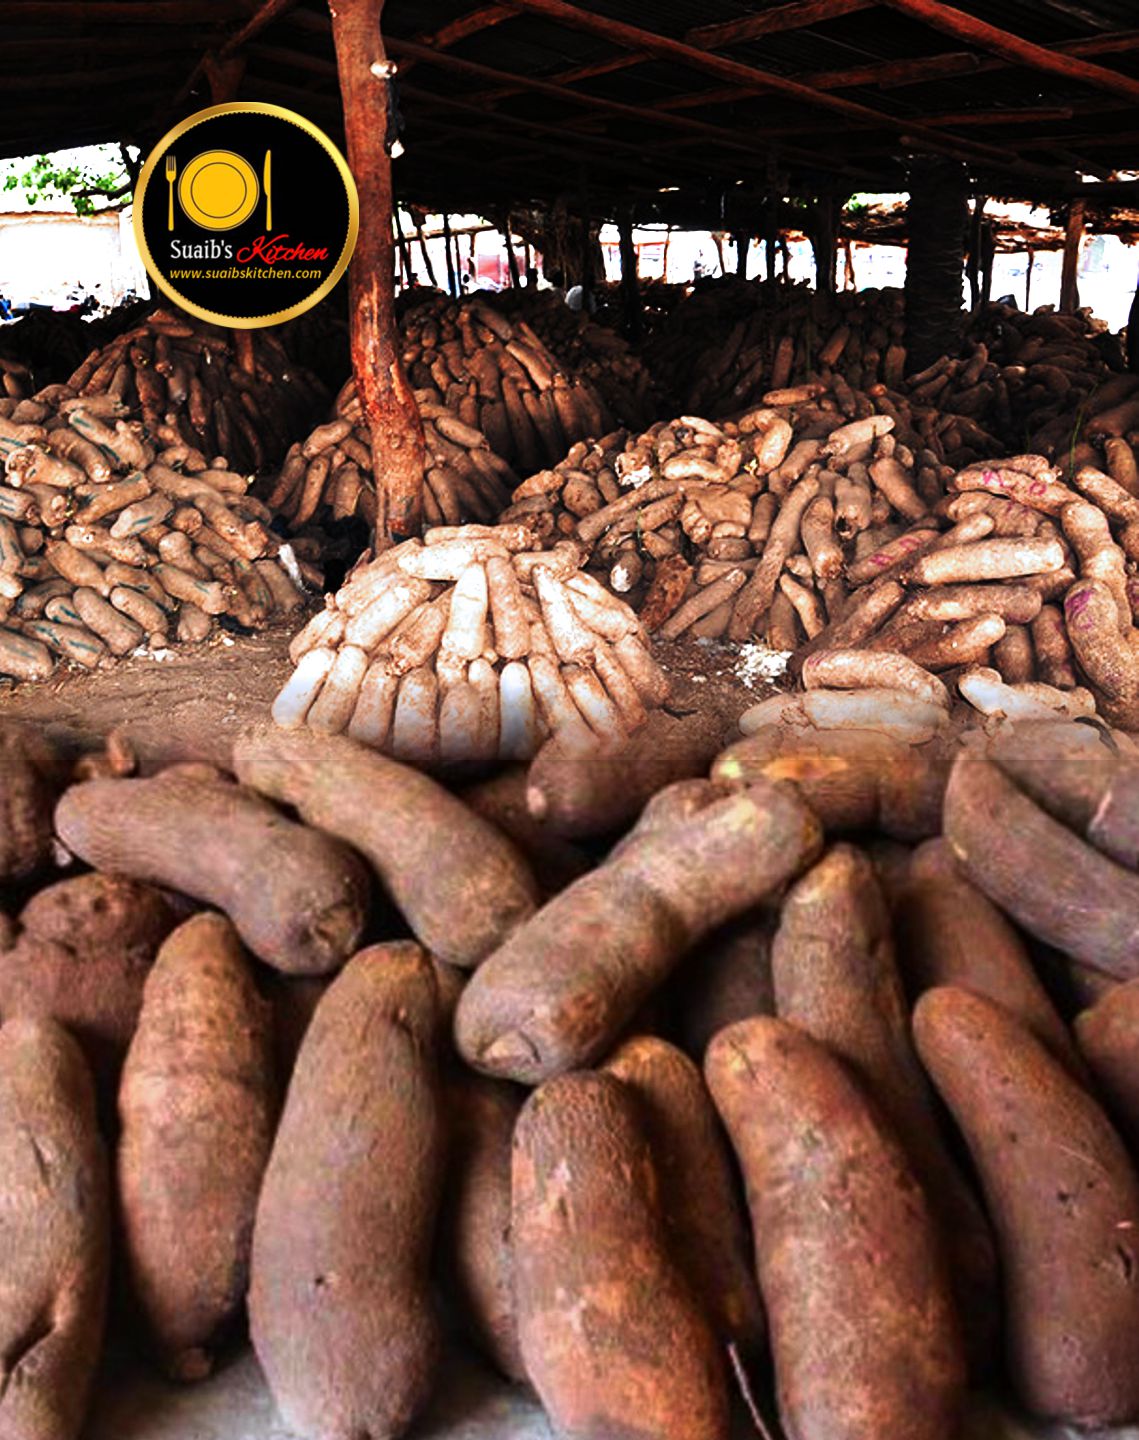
705, 1018, 965, 1440
986, 721, 1139, 870
525, 708, 724, 839
604, 1035, 765, 1359
460, 766, 591, 896
1075, 980, 1139, 1150
772, 845, 997, 1372
440, 1073, 527, 1381
0, 722, 66, 880
118, 913, 277, 1380
712, 726, 948, 840
455, 777, 822, 1083
0, 1017, 109, 1440
671, 910, 776, 1061
512, 1071, 729, 1440
943, 750, 1139, 978
913, 986, 1139, 1427
55, 770, 370, 976
250, 943, 444, 1440
232, 728, 538, 969
895, 842, 1084, 1079
0, 873, 178, 1090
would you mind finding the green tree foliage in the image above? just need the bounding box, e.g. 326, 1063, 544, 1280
2, 146, 133, 217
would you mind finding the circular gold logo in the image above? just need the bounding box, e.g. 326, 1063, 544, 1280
134, 102, 359, 329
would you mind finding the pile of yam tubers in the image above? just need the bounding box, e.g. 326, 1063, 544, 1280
272, 523, 668, 768
402, 295, 612, 474
501, 381, 1139, 735
53, 307, 325, 475
497, 289, 661, 430
0, 382, 310, 682
268, 376, 520, 533
8, 705, 1139, 1440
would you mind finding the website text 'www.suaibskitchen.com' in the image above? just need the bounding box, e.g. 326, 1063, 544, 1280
168, 266, 325, 280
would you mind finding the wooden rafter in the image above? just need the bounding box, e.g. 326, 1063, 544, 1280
686, 0, 876, 49
490, 0, 1071, 176
654, 28, 1139, 112
877, 0, 1139, 103
399, 3, 514, 73
386, 35, 819, 163
3, 1, 247, 20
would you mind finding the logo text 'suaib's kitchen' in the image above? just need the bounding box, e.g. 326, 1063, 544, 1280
134, 102, 358, 329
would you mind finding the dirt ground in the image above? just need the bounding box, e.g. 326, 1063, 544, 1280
0, 625, 779, 772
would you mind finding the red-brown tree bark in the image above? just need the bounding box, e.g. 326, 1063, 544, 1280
330, 0, 425, 544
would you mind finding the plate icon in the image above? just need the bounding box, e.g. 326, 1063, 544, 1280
178, 150, 260, 231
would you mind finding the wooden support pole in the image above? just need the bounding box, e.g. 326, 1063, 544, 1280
1060, 199, 1086, 313
414, 213, 438, 288
329, 0, 424, 544
811, 195, 837, 294
1128, 265, 1139, 374
981, 216, 995, 305
393, 205, 412, 286
502, 218, 522, 288
733, 229, 749, 277
904, 155, 967, 374
442, 212, 457, 296
967, 195, 984, 310
1025, 245, 1035, 311
662, 226, 672, 282
618, 207, 642, 342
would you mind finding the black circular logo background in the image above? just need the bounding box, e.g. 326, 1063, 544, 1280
135, 103, 358, 328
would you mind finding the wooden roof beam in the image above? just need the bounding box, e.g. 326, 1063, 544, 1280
387, 35, 809, 163
497, 0, 1071, 177
655, 28, 1139, 113
686, 0, 876, 49
876, 0, 1139, 103
3, 1, 247, 20
400, 4, 515, 73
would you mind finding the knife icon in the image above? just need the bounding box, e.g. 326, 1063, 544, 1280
264, 150, 272, 230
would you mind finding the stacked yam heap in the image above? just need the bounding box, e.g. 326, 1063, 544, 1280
273, 523, 667, 768
269, 296, 612, 533
11, 704, 1139, 1440
0, 311, 324, 680
499, 289, 660, 430
505, 375, 1139, 735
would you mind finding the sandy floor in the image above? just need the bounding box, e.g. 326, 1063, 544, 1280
0, 626, 774, 771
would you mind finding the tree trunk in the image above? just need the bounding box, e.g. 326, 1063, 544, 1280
811, 195, 837, 295
329, 0, 425, 544
903, 155, 967, 375
1060, 199, 1086, 313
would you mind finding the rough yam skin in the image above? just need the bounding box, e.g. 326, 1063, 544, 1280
1076, 980, 1139, 1150
772, 845, 998, 1371
0, 1017, 109, 1440
944, 751, 1139, 979
604, 1036, 766, 1359
712, 726, 949, 840
455, 778, 822, 1084
512, 1071, 729, 1440
461, 766, 591, 896
525, 709, 724, 839
118, 913, 277, 1380
671, 910, 776, 1061
0, 873, 178, 1093
705, 1018, 965, 1440
231, 728, 539, 969
441, 1072, 527, 1381
895, 850, 1084, 1080
249, 943, 444, 1440
0, 723, 66, 881
55, 770, 371, 976
914, 986, 1139, 1426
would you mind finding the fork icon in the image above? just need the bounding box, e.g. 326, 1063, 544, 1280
165, 154, 177, 231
